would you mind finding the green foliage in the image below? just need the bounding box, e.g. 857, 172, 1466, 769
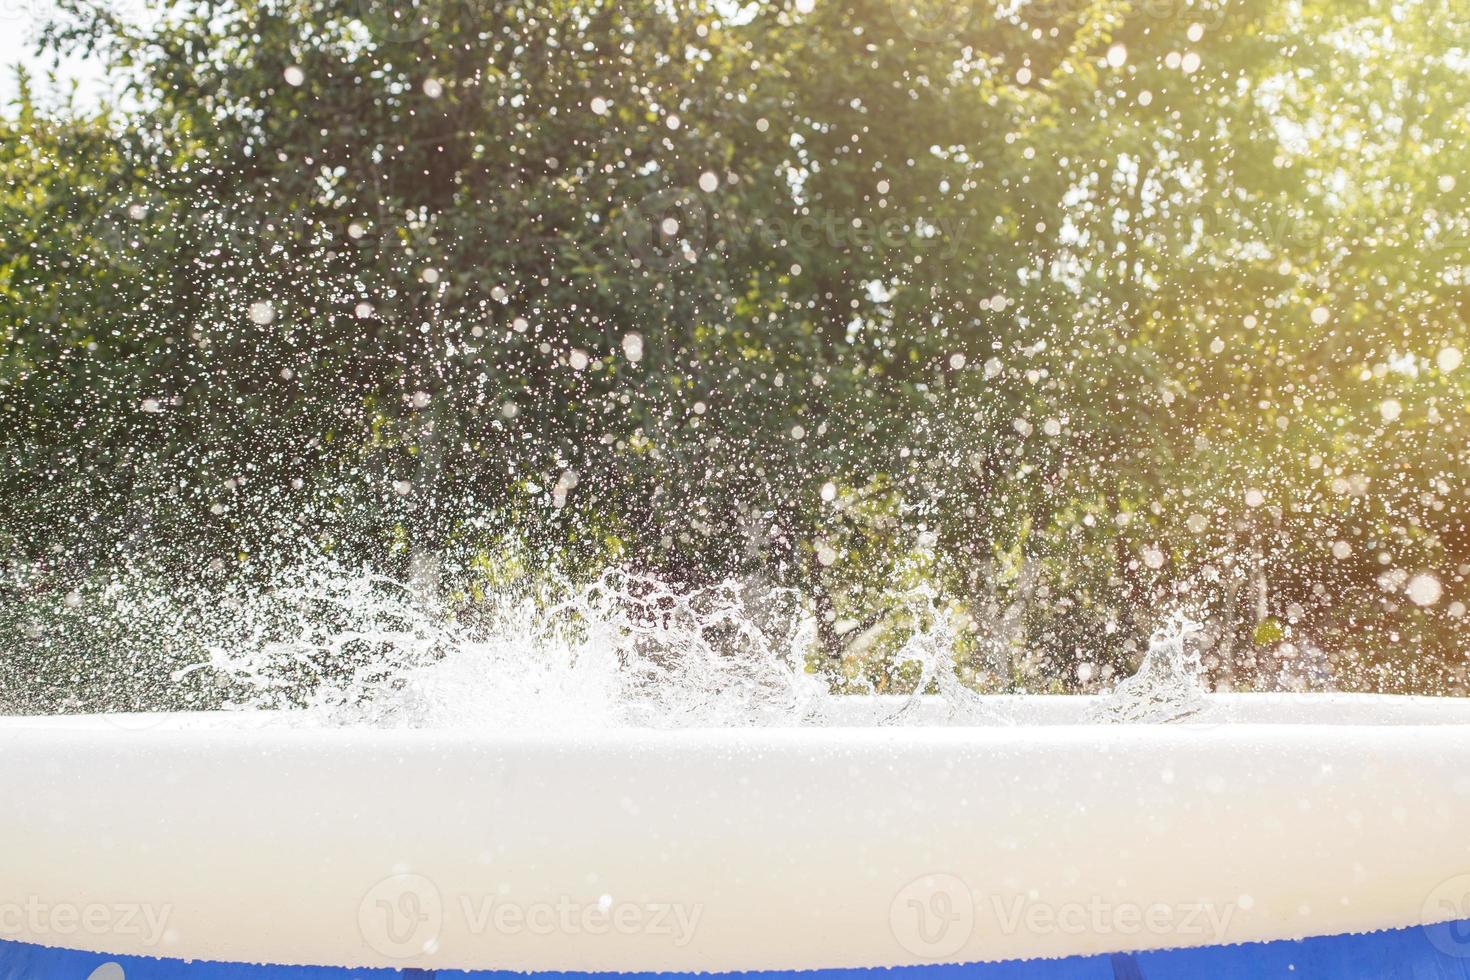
3, 0, 1470, 705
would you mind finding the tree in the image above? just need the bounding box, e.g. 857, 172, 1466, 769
3, 0, 1469, 709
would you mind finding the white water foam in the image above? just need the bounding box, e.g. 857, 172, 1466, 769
166, 559, 1017, 729
27, 553, 1202, 729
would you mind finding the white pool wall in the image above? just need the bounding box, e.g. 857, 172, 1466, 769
0, 695, 1468, 971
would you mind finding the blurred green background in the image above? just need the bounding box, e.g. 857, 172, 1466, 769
2, 0, 1468, 710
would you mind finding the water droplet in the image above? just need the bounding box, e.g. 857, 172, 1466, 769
621, 333, 644, 363
1407, 573, 1443, 607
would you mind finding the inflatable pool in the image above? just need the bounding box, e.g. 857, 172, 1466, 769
2, 694, 1469, 978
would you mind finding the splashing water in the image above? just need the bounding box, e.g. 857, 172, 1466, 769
1089, 616, 1208, 724
8, 548, 1206, 727
340, 570, 834, 729
157, 557, 1007, 729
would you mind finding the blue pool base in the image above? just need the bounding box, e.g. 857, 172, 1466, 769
4, 921, 1470, 980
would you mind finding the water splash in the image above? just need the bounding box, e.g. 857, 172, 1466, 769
8, 548, 1213, 727
348, 570, 833, 730
162, 557, 991, 729
1088, 616, 1207, 724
